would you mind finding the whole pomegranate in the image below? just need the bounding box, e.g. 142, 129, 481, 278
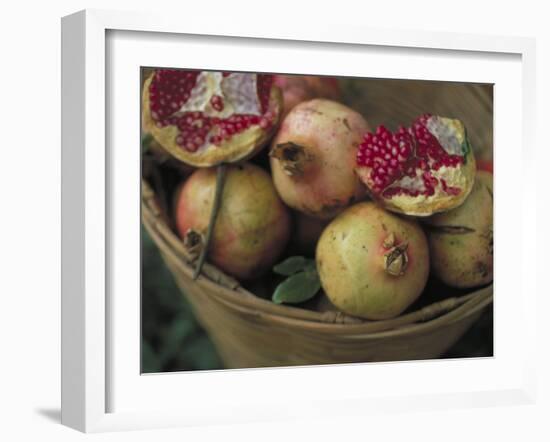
424, 171, 493, 288
316, 202, 430, 320
356, 114, 476, 216
270, 99, 370, 220
142, 69, 283, 167
175, 163, 291, 279
273, 75, 341, 118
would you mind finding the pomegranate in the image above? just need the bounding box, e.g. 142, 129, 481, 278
175, 163, 291, 280
142, 69, 283, 167
477, 159, 493, 174
316, 202, 430, 320
270, 99, 370, 220
356, 114, 476, 216
273, 75, 341, 118
424, 171, 493, 288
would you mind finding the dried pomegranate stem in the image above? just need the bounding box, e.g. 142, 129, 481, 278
193, 163, 227, 280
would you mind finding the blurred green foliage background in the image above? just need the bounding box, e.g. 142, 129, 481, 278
141, 225, 222, 372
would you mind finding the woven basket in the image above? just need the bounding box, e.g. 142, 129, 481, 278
141, 77, 494, 368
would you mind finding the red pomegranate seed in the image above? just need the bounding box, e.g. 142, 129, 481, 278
210, 95, 224, 112
148, 70, 275, 153
356, 114, 469, 199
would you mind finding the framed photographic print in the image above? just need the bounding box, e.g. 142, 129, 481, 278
61, 9, 537, 433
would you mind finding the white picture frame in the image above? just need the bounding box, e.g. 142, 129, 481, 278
61, 9, 537, 433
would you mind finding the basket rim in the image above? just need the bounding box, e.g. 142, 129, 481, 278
142, 179, 493, 336
196, 280, 492, 338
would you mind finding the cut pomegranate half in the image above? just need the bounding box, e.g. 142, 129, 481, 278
356, 114, 476, 216
142, 69, 283, 167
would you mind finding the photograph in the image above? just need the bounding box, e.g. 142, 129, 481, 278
140, 68, 494, 373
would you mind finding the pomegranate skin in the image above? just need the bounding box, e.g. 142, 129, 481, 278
316, 202, 430, 320
175, 163, 291, 280
274, 75, 341, 118
270, 99, 370, 220
424, 171, 493, 288
477, 159, 493, 174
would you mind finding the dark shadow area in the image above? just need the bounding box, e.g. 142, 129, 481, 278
35, 408, 61, 423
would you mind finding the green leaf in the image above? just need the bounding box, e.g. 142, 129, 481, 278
272, 269, 321, 304
303, 260, 317, 272
460, 131, 472, 163
273, 256, 313, 276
